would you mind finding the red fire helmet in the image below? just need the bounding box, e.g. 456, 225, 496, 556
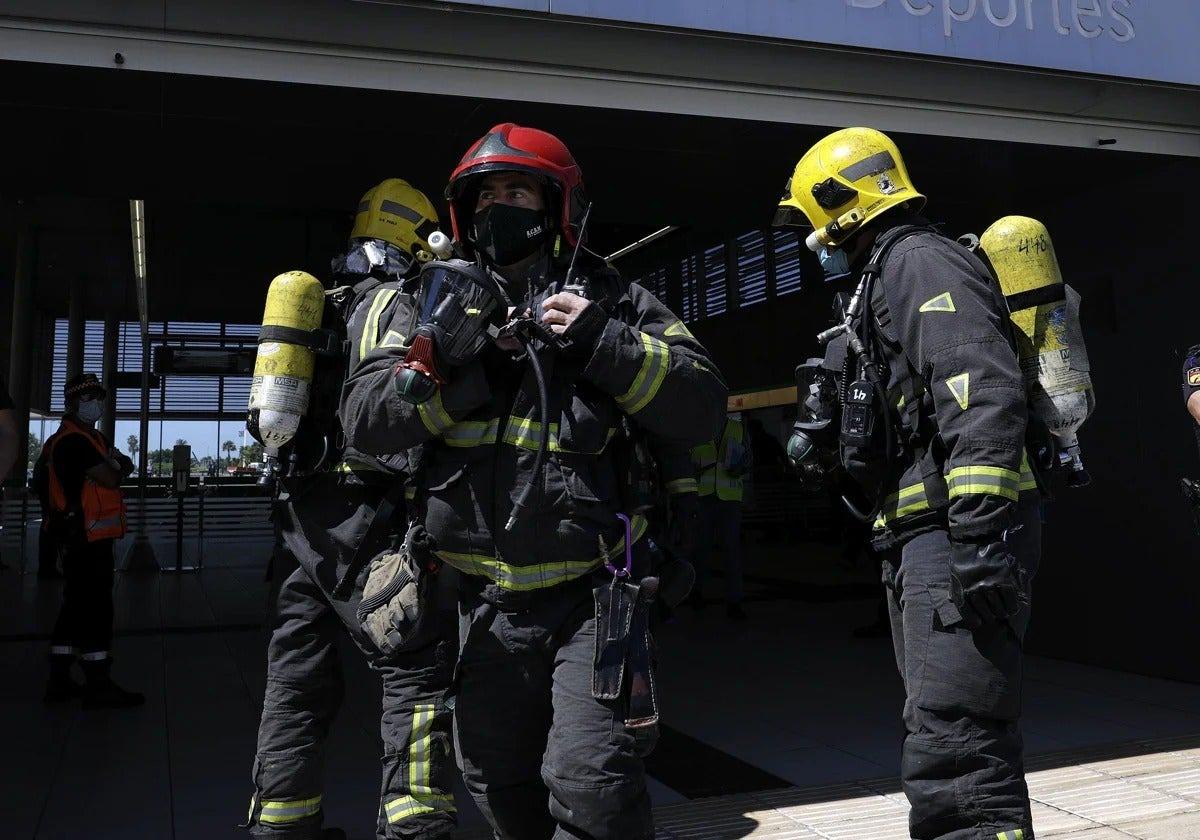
446, 123, 588, 247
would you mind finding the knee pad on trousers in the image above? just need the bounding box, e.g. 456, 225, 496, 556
542, 771, 653, 840
902, 713, 1031, 840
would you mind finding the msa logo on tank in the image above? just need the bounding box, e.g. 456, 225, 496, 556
1190, 368, 1200, 387
846, 0, 1135, 42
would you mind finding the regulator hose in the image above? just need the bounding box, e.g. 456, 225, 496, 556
505, 334, 552, 532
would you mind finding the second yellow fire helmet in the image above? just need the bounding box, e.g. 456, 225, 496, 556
774, 127, 925, 251
351, 178, 441, 262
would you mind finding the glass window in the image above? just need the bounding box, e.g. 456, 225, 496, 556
680, 255, 700, 323
735, 230, 768, 307
773, 230, 803, 297
703, 243, 727, 318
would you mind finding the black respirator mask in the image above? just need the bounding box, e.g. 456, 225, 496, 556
472, 203, 550, 267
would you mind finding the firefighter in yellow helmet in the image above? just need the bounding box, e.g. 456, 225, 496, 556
778, 128, 1042, 840
244, 179, 457, 840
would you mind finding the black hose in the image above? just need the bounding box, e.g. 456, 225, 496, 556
506, 334, 551, 532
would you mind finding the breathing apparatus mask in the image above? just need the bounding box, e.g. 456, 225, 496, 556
393, 259, 507, 404
331, 238, 415, 282
787, 359, 840, 485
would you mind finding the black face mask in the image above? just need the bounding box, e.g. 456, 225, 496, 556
473, 203, 549, 267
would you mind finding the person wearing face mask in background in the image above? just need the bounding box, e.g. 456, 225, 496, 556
37, 373, 140, 708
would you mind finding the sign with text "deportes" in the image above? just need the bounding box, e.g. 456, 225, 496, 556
439, 0, 1199, 87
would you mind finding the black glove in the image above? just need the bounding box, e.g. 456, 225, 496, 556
559, 300, 609, 357
667, 492, 700, 556
949, 529, 1026, 629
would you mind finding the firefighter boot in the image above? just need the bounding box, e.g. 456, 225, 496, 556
81, 657, 145, 709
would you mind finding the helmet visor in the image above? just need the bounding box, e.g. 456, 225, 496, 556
772, 205, 810, 229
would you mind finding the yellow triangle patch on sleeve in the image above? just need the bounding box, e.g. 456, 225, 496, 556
919, 292, 956, 313
945, 373, 970, 410
664, 321, 694, 340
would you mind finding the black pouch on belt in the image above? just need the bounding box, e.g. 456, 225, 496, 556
592, 574, 661, 741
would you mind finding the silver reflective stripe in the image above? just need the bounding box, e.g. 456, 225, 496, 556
839, 150, 896, 182
80, 651, 109, 662
50, 645, 77, 656
258, 795, 321, 824
380, 199, 422, 223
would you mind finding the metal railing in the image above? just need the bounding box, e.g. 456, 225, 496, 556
0, 480, 275, 572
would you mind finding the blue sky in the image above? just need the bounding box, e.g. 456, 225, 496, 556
31, 417, 252, 460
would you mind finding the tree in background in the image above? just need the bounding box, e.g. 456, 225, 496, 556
240, 440, 263, 465
28, 433, 42, 466
222, 439, 237, 468
148, 448, 174, 476
127, 434, 138, 461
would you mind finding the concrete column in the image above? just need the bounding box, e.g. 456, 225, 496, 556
66, 274, 85, 382
101, 309, 119, 441
7, 211, 34, 480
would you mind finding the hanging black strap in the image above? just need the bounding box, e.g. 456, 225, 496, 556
1004, 284, 1066, 313
257, 325, 340, 354
332, 480, 406, 600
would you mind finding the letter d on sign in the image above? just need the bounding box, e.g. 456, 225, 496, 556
943, 0, 978, 36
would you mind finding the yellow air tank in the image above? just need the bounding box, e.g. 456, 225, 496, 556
249, 271, 326, 454
979, 216, 1095, 485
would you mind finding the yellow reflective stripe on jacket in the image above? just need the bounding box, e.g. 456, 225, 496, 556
875, 482, 931, 528
437, 514, 649, 590
417, 391, 455, 435
503, 417, 617, 455
615, 332, 670, 415
1018, 452, 1037, 491
666, 477, 697, 495
434, 414, 617, 454
258, 795, 322, 824
359, 288, 398, 362
715, 419, 746, 502
691, 441, 717, 496
945, 465, 1021, 502
996, 830, 1025, 840
443, 418, 500, 448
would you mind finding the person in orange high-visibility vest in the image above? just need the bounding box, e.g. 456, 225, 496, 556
41, 373, 142, 708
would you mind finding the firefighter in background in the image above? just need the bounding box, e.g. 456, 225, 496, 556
689, 412, 751, 620
341, 123, 727, 839
776, 128, 1042, 840
40, 373, 141, 708
1181, 345, 1200, 522
244, 180, 457, 840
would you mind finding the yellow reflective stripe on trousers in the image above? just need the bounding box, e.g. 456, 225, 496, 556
437, 514, 649, 591
359, 287, 397, 362
615, 332, 670, 415
417, 390, 455, 435
996, 830, 1025, 840
384, 703, 455, 824
385, 793, 456, 823
666, 477, 698, 495
692, 441, 717, 496
946, 464, 1021, 501
258, 795, 322, 824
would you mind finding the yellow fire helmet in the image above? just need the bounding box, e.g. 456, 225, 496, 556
351, 178, 441, 262
774, 127, 925, 252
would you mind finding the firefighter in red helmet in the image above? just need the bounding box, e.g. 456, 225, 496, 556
340, 123, 727, 838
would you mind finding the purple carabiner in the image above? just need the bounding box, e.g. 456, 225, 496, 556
605, 513, 633, 579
